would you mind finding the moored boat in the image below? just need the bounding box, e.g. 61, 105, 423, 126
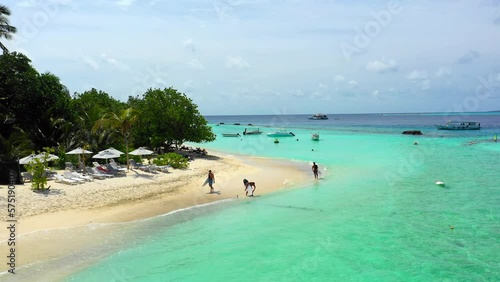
243, 128, 263, 135
308, 113, 328, 120
221, 133, 241, 137
311, 133, 320, 141
267, 130, 295, 137
435, 121, 480, 130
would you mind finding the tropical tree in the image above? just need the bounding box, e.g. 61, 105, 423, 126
71, 88, 126, 152
93, 107, 139, 169
0, 5, 17, 54
131, 87, 215, 149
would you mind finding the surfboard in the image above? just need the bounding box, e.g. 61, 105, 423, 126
202, 177, 209, 186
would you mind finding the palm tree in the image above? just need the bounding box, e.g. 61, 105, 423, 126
0, 5, 17, 54
93, 107, 139, 169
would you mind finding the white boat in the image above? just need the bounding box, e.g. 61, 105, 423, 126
221, 133, 241, 137
308, 113, 328, 120
435, 181, 445, 187
435, 121, 480, 130
311, 133, 320, 141
243, 128, 263, 135
267, 130, 295, 137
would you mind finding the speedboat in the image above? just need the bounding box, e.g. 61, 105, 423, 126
308, 113, 328, 120
311, 133, 320, 141
267, 130, 295, 137
221, 133, 241, 137
243, 128, 263, 135
435, 121, 480, 130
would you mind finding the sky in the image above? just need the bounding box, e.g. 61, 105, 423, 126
3, 0, 500, 115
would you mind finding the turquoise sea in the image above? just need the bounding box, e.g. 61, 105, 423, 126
7, 113, 500, 281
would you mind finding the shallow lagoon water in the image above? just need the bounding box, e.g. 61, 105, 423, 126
15, 113, 500, 281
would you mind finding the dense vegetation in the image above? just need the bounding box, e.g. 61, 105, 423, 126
0, 51, 216, 165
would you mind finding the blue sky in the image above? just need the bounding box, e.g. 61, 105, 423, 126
3, 0, 500, 115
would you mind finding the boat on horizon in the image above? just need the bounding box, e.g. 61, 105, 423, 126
267, 130, 295, 137
435, 121, 480, 130
308, 113, 328, 120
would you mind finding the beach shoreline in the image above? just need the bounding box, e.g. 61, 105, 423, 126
0, 151, 311, 276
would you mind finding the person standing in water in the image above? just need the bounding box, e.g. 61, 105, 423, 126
312, 162, 319, 179
208, 170, 215, 193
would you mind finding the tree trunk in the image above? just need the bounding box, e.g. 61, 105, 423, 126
0, 42, 8, 54
125, 137, 129, 170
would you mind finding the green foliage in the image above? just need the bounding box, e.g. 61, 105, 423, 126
0, 5, 17, 53
0, 52, 74, 149
153, 152, 189, 169
70, 88, 127, 152
118, 153, 141, 165
24, 148, 53, 190
131, 87, 215, 149
93, 107, 139, 169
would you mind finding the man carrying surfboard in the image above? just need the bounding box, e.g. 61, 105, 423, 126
208, 170, 215, 193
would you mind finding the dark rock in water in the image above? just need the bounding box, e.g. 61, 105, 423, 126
233, 123, 240, 125
402, 130, 422, 135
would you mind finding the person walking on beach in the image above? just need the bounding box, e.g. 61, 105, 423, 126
243, 179, 256, 197
312, 162, 319, 179
208, 170, 215, 193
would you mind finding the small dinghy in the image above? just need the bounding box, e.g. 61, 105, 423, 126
435, 181, 445, 187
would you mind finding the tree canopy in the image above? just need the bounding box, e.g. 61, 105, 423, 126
132, 87, 216, 149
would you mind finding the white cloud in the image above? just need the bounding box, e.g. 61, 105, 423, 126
366, 59, 398, 73
100, 53, 130, 71
115, 0, 136, 8
348, 80, 359, 87
318, 83, 328, 89
372, 90, 379, 98
83, 56, 99, 70
292, 89, 305, 97
226, 56, 249, 69
334, 75, 345, 82
435, 67, 451, 77
457, 50, 480, 64
421, 79, 431, 90
407, 70, 428, 80
184, 80, 195, 92
188, 59, 204, 70
183, 39, 196, 52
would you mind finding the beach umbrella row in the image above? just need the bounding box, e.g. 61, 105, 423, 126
19, 153, 59, 165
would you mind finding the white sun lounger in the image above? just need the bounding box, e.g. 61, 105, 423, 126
54, 174, 78, 185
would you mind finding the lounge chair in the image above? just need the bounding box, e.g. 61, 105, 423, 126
65, 162, 75, 171
71, 171, 93, 182
108, 162, 127, 173
22, 172, 33, 183
129, 159, 146, 170
63, 171, 86, 183
86, 167, 113, 179
54, 174, 78, 185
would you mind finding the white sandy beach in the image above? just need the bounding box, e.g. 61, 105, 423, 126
0, 151, 310, 273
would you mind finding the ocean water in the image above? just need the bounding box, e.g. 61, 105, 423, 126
10, 113, 500, 281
